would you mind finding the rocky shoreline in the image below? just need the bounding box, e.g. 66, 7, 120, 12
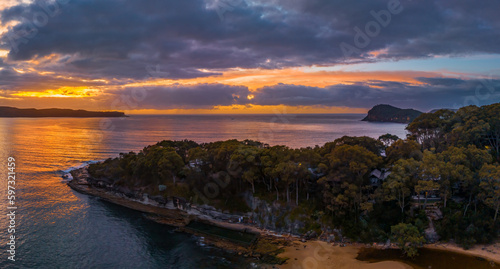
67, 167, 291, 266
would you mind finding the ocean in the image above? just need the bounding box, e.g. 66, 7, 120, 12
0, 114, 406, 268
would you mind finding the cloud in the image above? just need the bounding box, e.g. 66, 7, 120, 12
105, 83, 251, 110
0, 0, 498, 82
1, 75, 499, 112
0, 0, 499, 112
94, 77, 500, 111
250, 78, 500, 111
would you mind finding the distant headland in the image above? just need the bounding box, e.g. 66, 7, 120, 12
0, 106, 126, 118
362, 104, 422, 123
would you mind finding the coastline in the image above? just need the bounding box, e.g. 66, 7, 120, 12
66, 165, 500, 268
276, 240, 500, 269
67, 166, 290, 266
276, 241, 412, 269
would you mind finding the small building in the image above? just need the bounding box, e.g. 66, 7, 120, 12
308, 167, 325, 179
189, 159, 205, 168
369, 169, 391, 187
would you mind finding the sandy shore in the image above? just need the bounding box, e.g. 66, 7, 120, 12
275, 240, 500, 269
276, 241, 412, 269
426, 241, 500, 264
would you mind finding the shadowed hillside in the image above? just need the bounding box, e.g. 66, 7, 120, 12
0, 106, 126, 117
363, 104, 422, 123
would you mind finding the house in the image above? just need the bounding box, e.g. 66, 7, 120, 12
308, 167, 325, 179
189, 159, 205, 168
369, 168, 391, 187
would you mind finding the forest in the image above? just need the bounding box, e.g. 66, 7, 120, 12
88, 103, 500, 256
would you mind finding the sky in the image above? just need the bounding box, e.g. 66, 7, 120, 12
0, 0, 499, 114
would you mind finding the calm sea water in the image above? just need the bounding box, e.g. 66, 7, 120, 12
0, 114, 406, 268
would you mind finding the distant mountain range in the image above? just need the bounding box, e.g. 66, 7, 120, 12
0, 106, 126, 117
362, 104, 422, 124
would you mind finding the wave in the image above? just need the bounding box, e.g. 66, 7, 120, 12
61, 160, 101, 174
60, 160, 102, 182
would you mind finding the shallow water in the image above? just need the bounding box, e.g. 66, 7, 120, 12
357, 247, 499, 269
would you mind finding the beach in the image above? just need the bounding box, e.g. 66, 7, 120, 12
276, 241, 412, 269
275, 240, 500, 269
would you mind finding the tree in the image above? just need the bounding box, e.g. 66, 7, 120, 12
229, 145, 261, 192
406, 109, 454, 151
272, 161, 305, 204
479, 164, 500, 222
435, 146, 490, 210
391, 223, 425, 258
420, 150, 456, 208
327, 145, 382, 183
321, 181, 357, 220
415, 180, 440, 209
328, 136, 384, 155
479, 103, 500, 161
261, 146, 292, 200
448, 104, 500, 160
326, 144, 382, 222
383, 159, 416, 215
242, 169, 257, 194
386, 139, 422, 163
157, 149, 185, 185
448, 105, 487, 148
378, 133, 399, 147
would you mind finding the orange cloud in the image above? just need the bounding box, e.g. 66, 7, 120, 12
4, 65, 472, 114
124, 68, 437, 91
12, 87, 102, 98
126, 105, 367, 115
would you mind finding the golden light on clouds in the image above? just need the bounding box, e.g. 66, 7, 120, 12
13, 68, 26, 73
123, 68, 433, 91
2, 61, 463, 114
0, 19, 20, 36
126, 105, 368, 115
0, 49, 9, 58
12, 87, 101, 98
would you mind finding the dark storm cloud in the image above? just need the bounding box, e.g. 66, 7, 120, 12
263, 0, 500, 59
1, 0, 499, 81
110, 84, 250, 109
250, 78, 500, 111
415, 77, 467, 87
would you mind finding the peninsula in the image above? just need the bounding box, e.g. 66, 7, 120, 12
0, 106, 126, 117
